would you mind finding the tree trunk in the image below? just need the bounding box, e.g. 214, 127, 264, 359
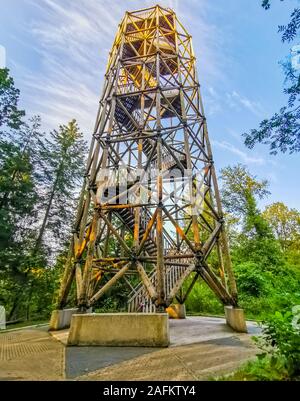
35, 167, 61, 250
8, 296, 20, 321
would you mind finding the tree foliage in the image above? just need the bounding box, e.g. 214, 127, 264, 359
263, 202, 300, 250
220, 164, 270, 219
0, 68, 87, 321
212, 164, 299, 324
36, 120, 87, 256
0, 68, 25, 132
244, 1, 300, 154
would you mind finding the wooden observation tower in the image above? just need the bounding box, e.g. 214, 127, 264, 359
53, 5, 242, 327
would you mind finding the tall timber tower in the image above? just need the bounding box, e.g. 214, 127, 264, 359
52, 6, 245, 335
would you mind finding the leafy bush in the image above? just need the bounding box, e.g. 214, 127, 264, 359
235, 262, 269, 297
218, 310, 300, 381
184, 279, 223, 315
254, 311, 300, 377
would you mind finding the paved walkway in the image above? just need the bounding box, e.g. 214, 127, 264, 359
0, 327, 64, 380
78, 317, 260, 381
0, 317, 260, 381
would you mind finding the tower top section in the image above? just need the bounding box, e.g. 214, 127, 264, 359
106, 5, 194, 79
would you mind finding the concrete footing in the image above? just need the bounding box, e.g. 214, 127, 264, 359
166, 304, 186, 319
49, 308, 92, 331
67, 313, 170, 347
49, 308, 79, 331
225, 306, 247, 333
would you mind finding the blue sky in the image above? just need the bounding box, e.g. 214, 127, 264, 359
0, 0, 299, 210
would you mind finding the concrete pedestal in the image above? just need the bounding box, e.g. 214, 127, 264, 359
225, 306, 247, 333
49, 308, 79, 331
68, 313, 170, 347
166, 304, 186, 319
49, 308, 92, 331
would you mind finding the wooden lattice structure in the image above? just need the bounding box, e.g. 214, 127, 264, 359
56, 5, 239, 314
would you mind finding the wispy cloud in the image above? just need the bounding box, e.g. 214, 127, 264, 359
204, 86, 222, 116
11, 0, 222, 136
14, 0, 125, 134
226, 90, 265, 117
212, 140, 265, 165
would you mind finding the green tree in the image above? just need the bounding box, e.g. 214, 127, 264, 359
0, 139, 36, 248
244, 1, 300, 154
0, 69, 87, 321
220, 165, 283, 269
220, 164, 270, 219
0, 71, 42, 260
263, 202, 300, 251
0, 70, 46, 320
0, 68, 25, 132
35, 120, 87, 256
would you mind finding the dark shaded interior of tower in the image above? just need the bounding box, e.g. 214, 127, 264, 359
56, 5, 239, 315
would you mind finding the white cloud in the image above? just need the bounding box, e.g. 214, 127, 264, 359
226, 90, 265, 117
16, 0, 124, 134
212, 140, 265, 165
204, 86, 222, 116
10, 0, 229, 136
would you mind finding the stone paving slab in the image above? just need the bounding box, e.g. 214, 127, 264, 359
0, 328, 65, 381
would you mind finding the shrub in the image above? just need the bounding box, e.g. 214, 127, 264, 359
184, 279, 223, 315
218, 310, 300, 381
254, 311, 300, 377
235, 262, 269, 297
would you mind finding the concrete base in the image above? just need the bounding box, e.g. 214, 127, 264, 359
166, 304, 186, 319
49, 308, 92, 331
49, 309, 79, 331
68, 313, 170, 347
225, 306, 247, 333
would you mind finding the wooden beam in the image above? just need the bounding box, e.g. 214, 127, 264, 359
166, 263, 195, 305
90, 263, 130, 305
163, 207, 196, 253
181, 273, 199, 304
75, 263, 83, 302
78, 215, 99, 309
136, 208, 158, 255
136, 262, 158, 301
100, 212, 132, 256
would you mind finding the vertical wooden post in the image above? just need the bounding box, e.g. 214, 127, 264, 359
155, 9, 165, 310
198, 89, 238, 302
103, 212, 111, 257
78, 215, 99, 310
57, 237, 75, 309
217, 240, 227, 288
174, 180, 180, 249
75, 263, 83, 302
156, 138, 165, 310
